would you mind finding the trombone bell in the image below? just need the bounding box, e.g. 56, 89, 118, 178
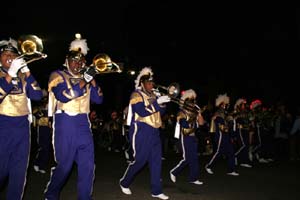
17, 34, 47, 65
18, 35, 44, 56
92, 53, 122, 74
155, 82, 180, 99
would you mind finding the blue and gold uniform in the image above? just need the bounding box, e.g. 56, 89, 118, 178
205, 94, 239, 176
120, 67, 170, 200
44, 35, 103, 200
170, 89, 204, 185
233, 98, 252, 167
0, 38, 43, 200
33, 96, 52, 174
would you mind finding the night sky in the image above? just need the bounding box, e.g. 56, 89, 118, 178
1, 1, 300, 112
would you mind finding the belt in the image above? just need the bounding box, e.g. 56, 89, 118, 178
55, 110, 79, 116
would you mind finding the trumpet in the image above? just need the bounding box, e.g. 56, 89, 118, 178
17, 35, 47, 66
90, 53, 122, 74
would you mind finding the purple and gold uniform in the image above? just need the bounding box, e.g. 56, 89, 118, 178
205, 94, 239, 176
120, 67, 170, 199
0, 68, 43, 199
120, 89, 165, 194
44, 69, 103, 200
170, 89, 204, 184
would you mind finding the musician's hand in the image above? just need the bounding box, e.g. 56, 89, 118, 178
83, 67, 97, 83
153, 90, 162, 97
157, 95, 171, 104
20, 65, 30, 73
197, 113, 205, 125
8, 58, 26, 77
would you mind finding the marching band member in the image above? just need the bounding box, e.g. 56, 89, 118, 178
249, 99, 273, 163
119, 67, 170, 200
233, 98, 252, 168
205, 94, 239, 176
0, 37, 43, 199
33, 91, 53, 174
169, 89, 205, 185
44, 34, 103, 200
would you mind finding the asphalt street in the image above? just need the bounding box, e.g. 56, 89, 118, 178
1, 146, 299, 200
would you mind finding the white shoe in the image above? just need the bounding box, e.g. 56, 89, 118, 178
205, 166, 214, 174
34, 165, 39, 172
227, 171, 239, 176
240, 163, 252, 168
120, 184, 132, 195
170, 172, 176, 183
190, 180, 203, 185
34, 165, 46, 174
258, 158, 269, 163
151, 193, 169, 200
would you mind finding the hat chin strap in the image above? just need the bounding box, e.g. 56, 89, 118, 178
141, 82, 153, 96
65, 59, 82, 78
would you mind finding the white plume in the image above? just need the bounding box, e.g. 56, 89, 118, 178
134, 67, 153, 89
69, 38, 89, 55
181, 89, 197, 101
215, 93, 230, 107
234, 98, 247, 110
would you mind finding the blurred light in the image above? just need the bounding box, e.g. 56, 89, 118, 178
75, 33, 81, 39
128, 70, 136, 76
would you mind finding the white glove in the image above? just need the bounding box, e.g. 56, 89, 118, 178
157, 95, 171, 105
83, 73, 93, 83
153, 90, 162, 97
20, 65, 30, 73
83, 67, 97, 83
8, 58, 26, 77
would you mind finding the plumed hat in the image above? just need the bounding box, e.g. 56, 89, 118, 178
134, 67, 154, 89
66, 33, 89, 60
0, 38, 19, 55
234, 98, 247, 110
215, 93, 230, 107
250, 99, 262, 110
181, 89, 197, 101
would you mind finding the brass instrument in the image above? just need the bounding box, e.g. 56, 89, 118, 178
17, 35, 47, 66
209, 119, 216, 133
154, 82, 180, 99
154, 83, 206, 114
91, 53, 122, 74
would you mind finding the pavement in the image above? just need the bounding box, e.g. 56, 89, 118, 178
1, 147, 300, 200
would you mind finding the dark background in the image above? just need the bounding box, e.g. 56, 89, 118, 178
1, 1, 300, 113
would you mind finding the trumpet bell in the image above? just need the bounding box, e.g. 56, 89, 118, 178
92, 53, 122, 73
18, 35, 44, 56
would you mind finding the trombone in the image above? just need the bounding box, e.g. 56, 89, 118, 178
17, 35, 47, 66
154, 82, 180, 100
153, 82, 206, 114
90, 53, 122, 74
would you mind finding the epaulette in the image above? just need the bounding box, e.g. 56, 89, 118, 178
48, 70, 64, 92
129, 91, 143, 105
